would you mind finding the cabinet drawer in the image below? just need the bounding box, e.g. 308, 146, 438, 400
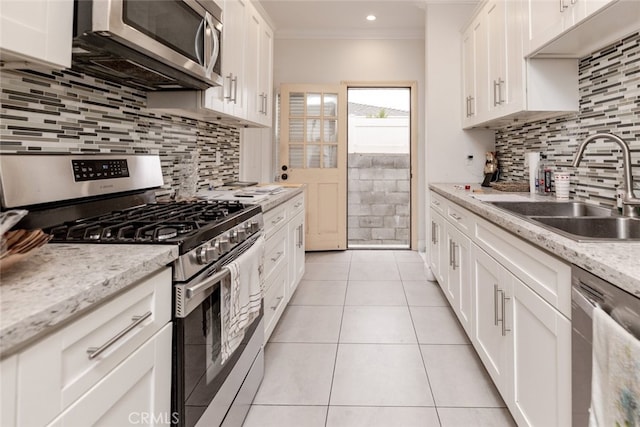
447, 202, 473, 233
264, 226, 288, 284
287, 193, 305, 218
263, 263, 287, 342
430, 191, 446, 215
263, 204, 288, 238
16, 267, 172, 426
474, 216, 571, 317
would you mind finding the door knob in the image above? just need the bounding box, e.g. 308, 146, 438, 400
281, 165, 288, 171
281, 173, 288, 180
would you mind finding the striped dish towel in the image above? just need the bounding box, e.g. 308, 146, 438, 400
221, 234, 265, 363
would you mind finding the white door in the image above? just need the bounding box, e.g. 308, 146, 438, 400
279, 84, 347, 251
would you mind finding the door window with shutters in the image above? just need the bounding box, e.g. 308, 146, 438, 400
279, 84, 347, 251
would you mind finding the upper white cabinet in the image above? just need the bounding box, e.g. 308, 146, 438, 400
206, 0, 249, 118
147, 0, 274, 127
0, 0, 73, 69
526, 0, 639, 57
461, 0, 579, 129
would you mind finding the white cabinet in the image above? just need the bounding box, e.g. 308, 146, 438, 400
205, 0, 248, 118
4, 267, 172, 426
471, 245, 512, 394
0, 0, 73, 69
471, 244, 571, 427
262, 191, 306, 342
147, 0, 274, 127
461, 0, 579, 129
46, 324, 172, 427
445, 223, 472, 335
429, 190, 571, 426
288, 193, 305, 296
246, 7, 274, 126
428, 208, 446, 285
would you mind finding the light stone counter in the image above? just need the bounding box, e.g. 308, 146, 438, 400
0, 244, 178, 357
430, 183, 640, 297
196, 185, 305, 212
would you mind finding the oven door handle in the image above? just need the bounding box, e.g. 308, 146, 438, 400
186, 268, 230, 299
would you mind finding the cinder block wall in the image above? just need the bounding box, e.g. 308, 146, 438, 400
348, 153, 410, 246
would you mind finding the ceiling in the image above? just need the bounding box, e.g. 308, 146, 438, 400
255, 0, 439, 40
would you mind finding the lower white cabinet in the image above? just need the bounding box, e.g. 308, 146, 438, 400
2, 267, 172, 426
430, 190, 571, 426
471, 243, 571, 426
262, 191, 306, 342
46, 324, 172, 427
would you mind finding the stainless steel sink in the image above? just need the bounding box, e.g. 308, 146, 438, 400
530, 217, 640, 241
490, 201, 614, 217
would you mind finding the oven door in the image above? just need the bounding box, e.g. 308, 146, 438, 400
90, 0, 222, 86
172, 236, 264, 427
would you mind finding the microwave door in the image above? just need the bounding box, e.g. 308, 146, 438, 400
91, 0, 215, 84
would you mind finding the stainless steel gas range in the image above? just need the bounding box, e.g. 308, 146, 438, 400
0, 154, 265, 427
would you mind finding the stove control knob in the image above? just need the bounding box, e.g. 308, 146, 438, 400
219, 238, 231, 253
230, 229, 239, 243
196, 244, 218, 265
237, 227, 247, 241
249, 220, 259, 233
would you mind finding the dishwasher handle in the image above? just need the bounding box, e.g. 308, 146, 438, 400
572, 287, 596, 319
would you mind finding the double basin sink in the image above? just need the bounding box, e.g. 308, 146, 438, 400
489, 201, 640, 242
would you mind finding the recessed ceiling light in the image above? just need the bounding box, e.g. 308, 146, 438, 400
366, 14, 376, 21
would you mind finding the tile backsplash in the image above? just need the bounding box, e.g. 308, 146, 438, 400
495, 31, 640, 207
0, 68, 239, 194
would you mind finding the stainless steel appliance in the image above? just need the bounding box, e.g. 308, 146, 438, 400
0, 154, 264, 427
571, 265, 640, 426
73, 0, 223, 90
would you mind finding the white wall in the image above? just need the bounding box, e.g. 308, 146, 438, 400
423, 3, 495, 265
273, 37, 426, 249
425, 3, 494, 186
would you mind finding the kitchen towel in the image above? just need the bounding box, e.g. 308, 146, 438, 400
220, 234, 265, 363
589, 305, 640, 427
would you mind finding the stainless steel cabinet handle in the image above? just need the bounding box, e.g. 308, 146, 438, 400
431, 221, 436, 244
449, 239, 454, 267
433, 200, 440, 206
560, 0, 568, 11
298, 224, 303, 248
270, 296, 284, 310
87, 311, 152, 360
452, 242, 458, 270
232, 76, 238, 103
271, 216, 284, 225
271, 251, 284, 262
501, 291, 511, 336
450, 213, 462, 221
224, 73, 233, 100
263, 93, 268, 115
494, 284, 500, 326
497, 78, 504, 105
470, 96, 474, 115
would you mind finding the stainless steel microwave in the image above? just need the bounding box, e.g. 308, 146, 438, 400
72, 0, 223, 90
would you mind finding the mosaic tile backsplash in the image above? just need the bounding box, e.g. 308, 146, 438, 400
495, 32, 640, 208
0, 68, 239, 194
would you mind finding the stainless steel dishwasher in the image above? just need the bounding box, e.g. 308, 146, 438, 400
571, 265, 640, 427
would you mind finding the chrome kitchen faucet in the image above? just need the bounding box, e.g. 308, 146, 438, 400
572, 132, 640, 217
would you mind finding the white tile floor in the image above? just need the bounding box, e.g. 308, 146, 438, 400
243, 250, 517, 427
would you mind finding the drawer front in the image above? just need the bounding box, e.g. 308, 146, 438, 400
287, 193, 305, 218
263, 263, 287, 342
264, 225, 288, 285
446, 202, 473, 233
430, 191, 446, 215
16, 267, 172, 426
474, 216, 571, 317
263, 204, 288, 238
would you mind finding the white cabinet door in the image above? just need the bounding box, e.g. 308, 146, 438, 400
288, 211, 305, 298
509, 274, 571, 427
46, 324, 172, 427
246, 6, 273, 126
445, 223, 472, 334
257, 18, 274, 125
473, 13, 489, 124
486, 0, 507, 116
205, 0, 247, 116
0, 355, 17, 427
471, 244, 511, 393
244, 5, 261, 124
526, 0, 567, 54
461, 23, 477, 126
0, 0, 73, 69
428, 208, 446, 286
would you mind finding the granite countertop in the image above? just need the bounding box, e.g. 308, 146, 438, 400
430, 183, 640, 297
196, 184, 305, 212
0, 244, 178, 357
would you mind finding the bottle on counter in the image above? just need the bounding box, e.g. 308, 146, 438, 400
537, 155, 552, 195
